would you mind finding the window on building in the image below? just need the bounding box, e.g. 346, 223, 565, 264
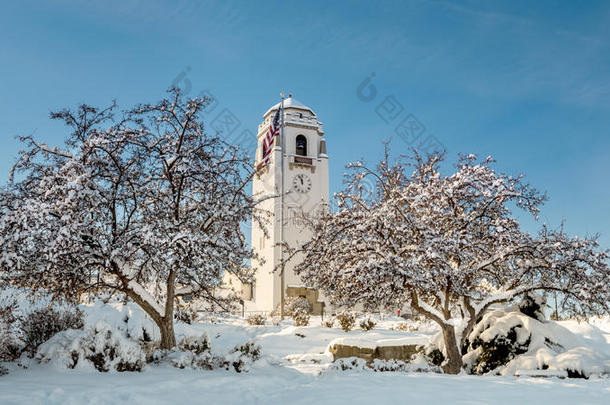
296, 135, 307, 156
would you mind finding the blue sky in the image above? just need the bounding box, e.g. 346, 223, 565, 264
1, 0, 609, 248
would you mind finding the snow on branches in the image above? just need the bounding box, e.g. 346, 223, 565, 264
0, 88, 262, 349
294, 149, 610, 373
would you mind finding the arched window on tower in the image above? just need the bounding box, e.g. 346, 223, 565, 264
296, 135, 307, 156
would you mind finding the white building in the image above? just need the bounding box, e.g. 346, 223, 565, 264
246, 95, 329, 314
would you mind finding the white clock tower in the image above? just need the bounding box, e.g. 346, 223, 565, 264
250, 95, 329, 314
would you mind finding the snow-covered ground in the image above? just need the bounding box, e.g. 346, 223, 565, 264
1, 302, 610, 405
2, 363, 609, 405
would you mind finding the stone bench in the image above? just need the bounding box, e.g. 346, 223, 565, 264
328, 342, 421, 363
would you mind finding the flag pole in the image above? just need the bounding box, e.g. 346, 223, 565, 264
279, 91, 286, 320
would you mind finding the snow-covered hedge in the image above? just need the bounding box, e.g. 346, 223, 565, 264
330, 356, 368, 371
36, 321, 145, 372
149, 333, 218, 370
329, 354, 439, 373
150, 334, 262, 373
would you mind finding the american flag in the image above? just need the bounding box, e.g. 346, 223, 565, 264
261, 105, 281, 166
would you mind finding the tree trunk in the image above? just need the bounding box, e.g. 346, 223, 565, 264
409, 291, 463, 374
160, 269, 177, 350
459, 296, 477, 351
441, 324, 463, 374
121, 276, 177, 350
159, 316, 176, 349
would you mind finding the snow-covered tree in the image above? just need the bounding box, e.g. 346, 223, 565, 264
0, 88, 264, 349
293, 149, 610, 374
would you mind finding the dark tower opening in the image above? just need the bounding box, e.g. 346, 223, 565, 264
296, 135, 307, 156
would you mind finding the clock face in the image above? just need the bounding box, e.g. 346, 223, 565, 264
292, 173, 312, 194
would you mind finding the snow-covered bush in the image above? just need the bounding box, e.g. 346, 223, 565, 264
287, 297, 313, 314
178, 333, 211, 354
371, 355, 440, 373
322, 318, 335, 328
392, 322, 411, 332
292, 309, 310, 327
267, 297, 311, 326
330, 355, 439, 373
460, 295, 546, 375
516, 294, 546, 322
369, 358, 410, 371
0, 297, 17, 328
159, 334, 220, 370
461, 301, 610, 378
422, 345, 445, 368
269, 305, 281, 318
390, 318, 430, 332
330, 356, 368, 371
82, 300, 156, 343
246, 314, 266, 326
36, 321, 145, 372
286, 297, 312, 327
164, 349, 218, 370
0, 297, 19, 375
228, 341, 262, 372
467, 319, 531, 374
336, 312, 356, 332
394, 318, 438, 333
174, 303, 197, 325
153, 335, 261, 373
359, 317, 376, 331
20, 307, 84, 357
0, 297, 19, 358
